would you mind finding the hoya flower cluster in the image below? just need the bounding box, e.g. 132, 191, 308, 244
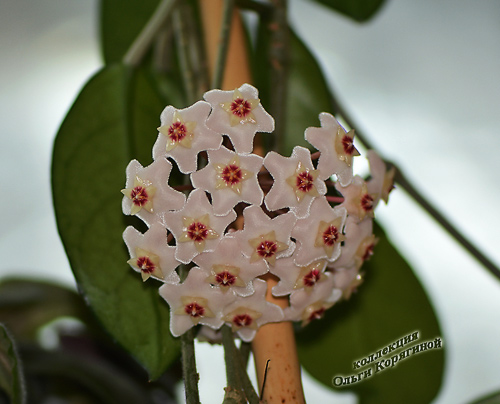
121, 83, 394, 342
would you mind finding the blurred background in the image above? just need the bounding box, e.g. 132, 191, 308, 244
1, 0, 499, 403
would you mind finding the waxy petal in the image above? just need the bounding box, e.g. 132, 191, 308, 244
305, 112, 359, 186
292, 197, 347, 266
159, 267, 238, 336
190, 146, 264, 216
153, 101, 222, 173
123, 223, 180, 284
222, 279, 284, 342
232, 206, 296, 268
204, 84, 274, 154
163, 189, 236, 263
264, 146, 326, 219
121, 158, 186, 227
193, 236, 268, 297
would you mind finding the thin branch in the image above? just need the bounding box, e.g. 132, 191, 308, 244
395, 168, 500, 280
330, 92, 500, 281
212, 0, 236, 89
221, 326, 245, 404
123, 0, 179, 67
268, 0, 289, 155
173, 4, 197, 104
181, 328, 201, 404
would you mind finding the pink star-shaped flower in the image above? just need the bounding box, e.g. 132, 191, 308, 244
305, 112, 360, 186
336, 176, 377, 222
193, 236, 268, 297
270, 257, 328, 297
284, 272, 341, 325
163, 189, 236, 264
222, 279, 284, 342
121, 158, 186, 226
204, 84, 274, 153
190, 146, 264, 216
263, 146, 326, 219
123, 222, 180, 283
331, 216, 376, 270
232, 206, 296, 267
291, 197, 347, 266
159, 267, 238, 337
152, 101, 222, 173
366, 150, 396, 204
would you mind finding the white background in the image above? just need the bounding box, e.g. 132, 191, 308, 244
1, 0, 499, 403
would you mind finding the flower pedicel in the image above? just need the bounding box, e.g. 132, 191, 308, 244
121, 83, 394, 341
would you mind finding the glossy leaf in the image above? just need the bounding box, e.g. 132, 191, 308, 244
0, 324, 25, 404
297, 223, 444, 404
100, 0, 161, 64
0, 279, 98, 341
310, 0, 387, 22
52, 64, 181, 379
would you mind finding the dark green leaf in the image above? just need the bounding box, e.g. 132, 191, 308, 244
297, 223, 444, 404
310, 0, 387, 22
0, 279, 98, 341
0, 324, 25, 404
52, 64, 180, 379
100, 0, 161, 64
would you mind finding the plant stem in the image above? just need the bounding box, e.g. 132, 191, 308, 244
174, 4, 197, 104
212, 0, 236, 89
268, 0, 289, 155
222, 326, 245, 404
123, 0, 179, 67
181, 328, 201, 404
330, 91, 500, 281
394, 168, 500, 280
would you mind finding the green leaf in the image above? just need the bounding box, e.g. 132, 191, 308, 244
297, 223, 444, 404
0, 279, 99, 341
252, 25, 333, 155
52, 64, 181, 379
100, 0, 162, 64
310, 0, 387, 22
0, 324, 25, 404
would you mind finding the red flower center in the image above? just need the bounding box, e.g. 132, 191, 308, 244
130, 186, 149, 206
136, 256, 156, 274
184, 302, 205, 318
303, 269, 321, 287
322, 225, 339, 246
296, 171, 314, 193
341, 135, 356, 155
230, 98, 252, 118
221, 164, 243, 185
233, 314, 253, 327
360, 194, 374, 212
308, 307, 326, 323
187, 222, 209, 242
214, 271, 237, 287
168, 121, 188, 143
257, 240, 278, 258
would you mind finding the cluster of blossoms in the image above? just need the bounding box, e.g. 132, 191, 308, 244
121, 84, 394, 342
